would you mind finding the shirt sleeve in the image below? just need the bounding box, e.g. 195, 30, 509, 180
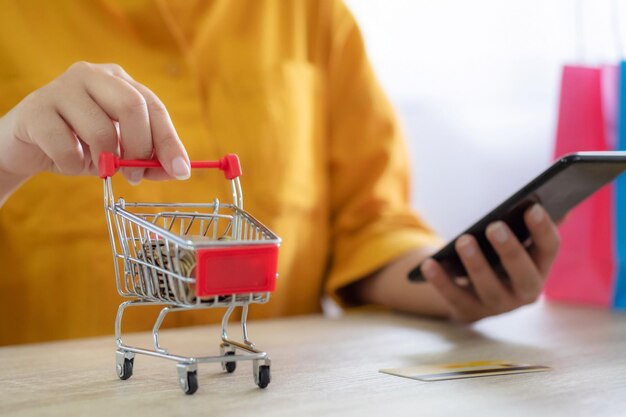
324, 1, 443, 306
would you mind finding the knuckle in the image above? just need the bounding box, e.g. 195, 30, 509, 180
57, 62, 97, 88
120, 90, 148, 113
124, 142, 153, 160
106, 63, 125, 75
154, 134, 181, 156
465, 258, 489, 276
532, 220, 552, 239
147, 99, 167, 116
143, 90, 163, 107
46, 126, 82, 165
147, 102, 173, 128
499, 241, 522, 259
533, 217, 560, 243
67, 61, 94, 75
536, 233, 560, 261
90, 123, 117, 145
158, 134, 179, 149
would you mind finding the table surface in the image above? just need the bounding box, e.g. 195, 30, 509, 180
1, 301, 625, 417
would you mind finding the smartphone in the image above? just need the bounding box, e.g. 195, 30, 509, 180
408, 151, 626, 283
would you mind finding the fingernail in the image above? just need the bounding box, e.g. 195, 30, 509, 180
454, 276, 470, 287
457, 235, 476, 257
488, 221, 509, 243
529, 204, 544, 223
128, 169, 142, 186
172, 156, 190, 180
421, 259, 436, 279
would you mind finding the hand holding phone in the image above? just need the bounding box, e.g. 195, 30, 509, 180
416, 201, 561, 322
410, 152, 626, 283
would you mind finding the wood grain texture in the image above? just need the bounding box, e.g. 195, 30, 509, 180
1, 301, 626, 417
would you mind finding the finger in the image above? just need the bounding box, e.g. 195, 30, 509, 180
455, 234, 515, 309
53, 88, 117, 174
103, 64, 190, 180
28, 109, 86, 175
485, 221, 542, 304
524, 204, 560, 276
142, 169, 173, 181
71, 63, 152, 182
421, 258, 485, 322
125, 79, 190, 180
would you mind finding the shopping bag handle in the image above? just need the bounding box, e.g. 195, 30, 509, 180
98, 152, 242, 179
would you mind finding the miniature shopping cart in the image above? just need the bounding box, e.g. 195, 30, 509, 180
98, 152, 280, 395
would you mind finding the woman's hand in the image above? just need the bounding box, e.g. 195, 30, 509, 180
420, 203, 560, 322
351, 204, 560, 323
0, 61, 190, 186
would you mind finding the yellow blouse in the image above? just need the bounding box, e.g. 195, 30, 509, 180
0, 0, 438, 344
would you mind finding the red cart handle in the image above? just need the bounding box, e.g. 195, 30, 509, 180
98, 152, 242, 179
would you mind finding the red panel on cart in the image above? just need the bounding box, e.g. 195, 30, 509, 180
195, 244, 278, 296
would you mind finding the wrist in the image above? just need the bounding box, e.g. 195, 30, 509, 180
0, 110, 34, 201
351, 247, 453, 319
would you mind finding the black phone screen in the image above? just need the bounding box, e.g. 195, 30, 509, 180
408, 152, 626, 282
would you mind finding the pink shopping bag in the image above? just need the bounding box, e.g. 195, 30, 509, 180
543, 65, 616, 307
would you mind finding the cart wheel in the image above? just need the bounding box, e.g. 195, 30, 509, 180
118, 357, 134, 380
224, 351, 237, 373
257, 365, 271, 389
180, 370, 198, 395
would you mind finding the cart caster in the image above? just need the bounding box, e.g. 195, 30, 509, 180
180, 370, 198, 395
253, 360, 271, 389
177, 363, 198, 395
220, 344, 237, 373
257, 365, 270, 389
116, 350, 135, 380
223, 351, 237, 373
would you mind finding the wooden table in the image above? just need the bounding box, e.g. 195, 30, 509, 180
1, 301, 625, 417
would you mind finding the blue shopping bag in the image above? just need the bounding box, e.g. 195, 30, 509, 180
614, 62, 626, 309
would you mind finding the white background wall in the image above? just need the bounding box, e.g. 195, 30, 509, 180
345, 0, 626, 238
